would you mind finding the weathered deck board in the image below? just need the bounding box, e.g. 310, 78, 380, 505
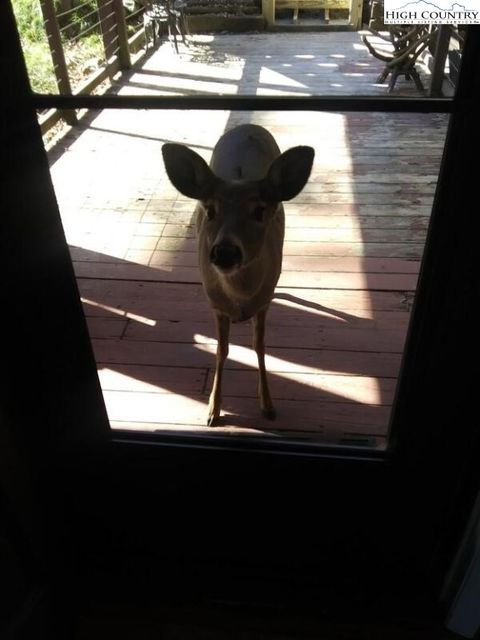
78, 280, 414, 315
120, 323, 408, 353
101, 391, 391, 434
153, 237, 426, 258
47, 31, 448, 443
91, 339, 402, 379
75, 262, 418, 290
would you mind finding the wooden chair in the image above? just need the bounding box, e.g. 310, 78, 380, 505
363, 26, 435, 94
143, 0, 188, 53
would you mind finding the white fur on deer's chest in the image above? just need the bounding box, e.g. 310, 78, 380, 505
201, 262, 266, 322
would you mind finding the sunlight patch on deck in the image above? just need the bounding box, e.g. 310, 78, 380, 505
273, 296, 350, 322
193, 337, 381, 406
125, 71, 240, 95
259, 67, 309, 88
82, 297, 157, 326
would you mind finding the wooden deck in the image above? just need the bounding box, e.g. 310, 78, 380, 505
48, 32, 448, 445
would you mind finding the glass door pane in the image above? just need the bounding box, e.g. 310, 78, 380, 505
48, 103, 448, 447
26, 21, 463, 447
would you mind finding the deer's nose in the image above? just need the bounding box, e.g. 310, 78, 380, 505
210, 242, 242, 270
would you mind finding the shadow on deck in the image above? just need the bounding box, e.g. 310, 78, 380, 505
47, 31, 448, 445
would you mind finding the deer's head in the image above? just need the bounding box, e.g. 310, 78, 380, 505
162, 142, 314, 273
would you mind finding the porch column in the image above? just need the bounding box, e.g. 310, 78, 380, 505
262, 0, 275, 25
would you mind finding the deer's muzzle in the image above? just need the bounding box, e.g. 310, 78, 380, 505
209, 242, 243, 271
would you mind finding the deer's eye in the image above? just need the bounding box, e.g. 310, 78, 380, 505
252, 205, 265, 222
205, 204, 216, 220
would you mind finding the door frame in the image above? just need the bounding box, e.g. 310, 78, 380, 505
1, 0, 479, 621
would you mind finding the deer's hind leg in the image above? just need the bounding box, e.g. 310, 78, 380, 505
252, 309, 275, 420
207, 313, 230, 426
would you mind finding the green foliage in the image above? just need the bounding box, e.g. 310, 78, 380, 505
76, 31, 103, 58
23, 40, 58, 93
12, 0, 56, 92
12, 0, 105, 94
64, 33, 104, 88
12, 0, 46, 43
59, 0, 101, 39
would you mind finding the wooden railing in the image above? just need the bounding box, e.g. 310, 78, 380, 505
32, 0, 146, 133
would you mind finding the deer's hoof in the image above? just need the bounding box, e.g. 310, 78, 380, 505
207, 413, 220, 427
262, 408, 276, 421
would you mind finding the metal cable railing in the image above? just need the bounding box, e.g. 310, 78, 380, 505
14, 0, 136, 131
55, 0, 97, 19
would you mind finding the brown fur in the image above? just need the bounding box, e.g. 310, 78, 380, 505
162, 124, 314, 425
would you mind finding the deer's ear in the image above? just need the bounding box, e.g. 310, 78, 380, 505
264, 146, 315, 202
162, 143, 218, 200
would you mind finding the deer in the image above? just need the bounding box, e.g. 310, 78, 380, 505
162, 124, 314, 426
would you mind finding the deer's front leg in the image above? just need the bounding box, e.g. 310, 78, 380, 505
252, 309, 275, 420
207, 313, 230, 426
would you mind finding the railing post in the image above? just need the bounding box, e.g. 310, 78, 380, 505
350, 0, 363, 29
111, 0, 132, 70
98, 0, 118, 67
39, 0, 77, 125
430, 26, 451, 97
262, 0, 275, 26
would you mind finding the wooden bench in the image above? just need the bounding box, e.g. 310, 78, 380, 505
275, 0, 350, 21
